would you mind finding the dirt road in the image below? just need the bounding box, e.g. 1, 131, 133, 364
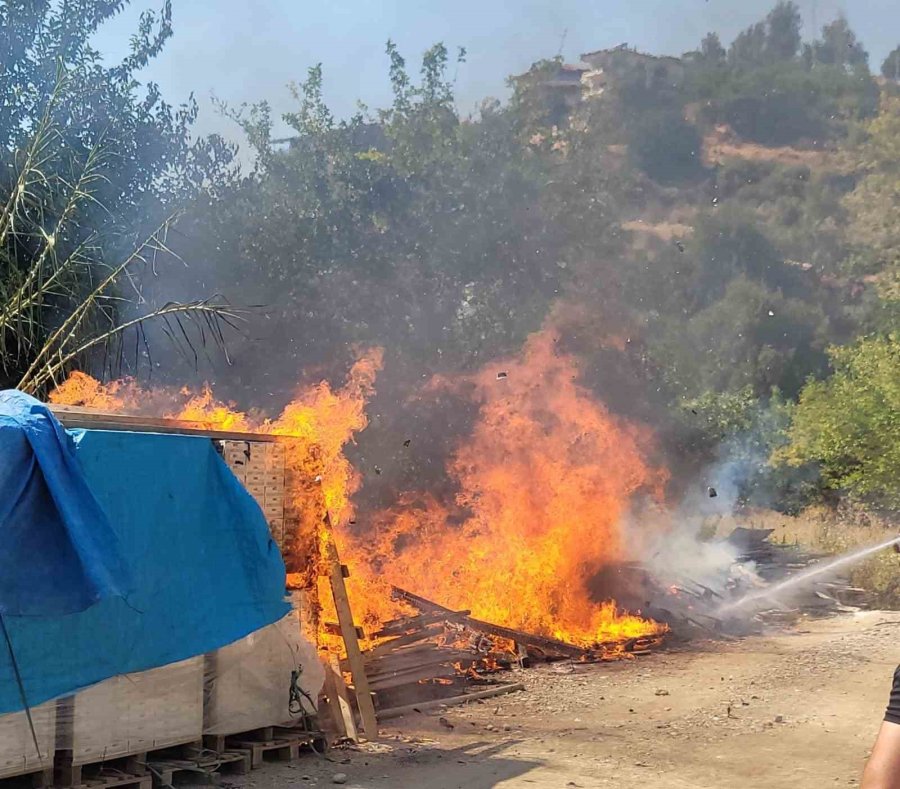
213, 611, 899, 788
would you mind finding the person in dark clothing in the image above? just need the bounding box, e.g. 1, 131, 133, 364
862, 667, 900, 788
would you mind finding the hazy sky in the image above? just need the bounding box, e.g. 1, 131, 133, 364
94, 0, 900, 144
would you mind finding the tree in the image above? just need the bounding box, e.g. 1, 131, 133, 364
0, 2, 235, 217
700, 33, 727, 64
883, 46, 900, 81
0, 3, 237, 391
627, 109, 703, 184
807, 17, 868, 70
167, 44, 592, 407
729, 22, 767, 68
779, 334, 900, 507
0, 78, 236, 394
765, 1, 802, 62
844, 96, 900, 273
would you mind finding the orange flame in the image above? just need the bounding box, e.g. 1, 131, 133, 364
339, 329, 667, 647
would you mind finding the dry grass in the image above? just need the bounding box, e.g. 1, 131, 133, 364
701, 127, 849, 171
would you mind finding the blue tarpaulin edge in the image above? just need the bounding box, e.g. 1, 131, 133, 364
0, 394, 290, 713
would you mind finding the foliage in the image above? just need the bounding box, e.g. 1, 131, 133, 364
697, 33, 726, 66
844, 96, 900, 271
0, 0, 235, 214
763, 1, 802, 62
626, 108, 703, 184
685, 4, 877, 145
883, 47, 900, 81
727, 2, 800, 67
804, 17, 868, 70
171, 44, 594, 403
0, 78, 238, 394
779, 334, 900, 507
696, 61, 878, 145
0, 1, 237, 390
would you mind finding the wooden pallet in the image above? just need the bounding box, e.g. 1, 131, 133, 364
214, 727, 322, 769
55, 753, 149, 789
0, 767, 53, 788
56, 739, 250, 789
146, 750, 250, 786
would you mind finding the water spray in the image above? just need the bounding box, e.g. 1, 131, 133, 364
719, 534, 900, 615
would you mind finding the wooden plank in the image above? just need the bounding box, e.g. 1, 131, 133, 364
369, 666, 460, 691
376, 683, 526, 720
323, 514, 379, 739
323, 655, 358, 742
374, 610, 471, 638
322, 622, 365, 640
362, 627, 445, 660
392, 586, 589, 658
49, 406, 282, 443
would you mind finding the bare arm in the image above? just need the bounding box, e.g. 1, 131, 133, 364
862, 721, 900, 789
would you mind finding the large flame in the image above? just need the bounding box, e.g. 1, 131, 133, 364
50, 355, 382, 592
50, 330, 664, 650
344, 330, 667, 646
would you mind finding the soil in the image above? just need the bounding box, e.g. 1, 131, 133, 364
201, 611, 900, 789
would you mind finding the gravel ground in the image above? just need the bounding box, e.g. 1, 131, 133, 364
191, 610, 900, 789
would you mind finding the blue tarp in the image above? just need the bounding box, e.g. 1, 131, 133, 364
0, 399, 290, 714
0, 391, 130, 616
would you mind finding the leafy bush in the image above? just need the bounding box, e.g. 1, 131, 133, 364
627, 109, 704, 184
696, 62, 878, 145
779, 333, 900, 507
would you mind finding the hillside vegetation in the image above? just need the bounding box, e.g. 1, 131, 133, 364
0, 1, 898, 521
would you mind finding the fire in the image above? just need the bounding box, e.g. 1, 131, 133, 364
50, 356, 382, 599
50, 328, 665, 652
342, 329, 667, 647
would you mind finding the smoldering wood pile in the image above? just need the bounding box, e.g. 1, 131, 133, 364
648, 527, 872, 635
359, 587, 664, 718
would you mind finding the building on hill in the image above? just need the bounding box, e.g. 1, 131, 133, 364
580, 44, 686, 95
513, 44, 686, 123
510, 61, 591, 125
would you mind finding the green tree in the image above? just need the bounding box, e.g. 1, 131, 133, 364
765, 1, 802, 62
0, 1, 237, 388
729, 22, 767, 68
780, 334, 900, 507
0, 76, 236, 393
169, 44, 592, 404
0, 1, 234, 214
699, 32, 727, 65
883, 46, 900, 81
845, 96, 900, 273
627, 109, 703, 184
807, 17, 868, 69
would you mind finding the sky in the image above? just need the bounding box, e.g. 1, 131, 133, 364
94, 0, 900, 145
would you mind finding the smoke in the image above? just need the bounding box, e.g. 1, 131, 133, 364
620, 436, 771, 598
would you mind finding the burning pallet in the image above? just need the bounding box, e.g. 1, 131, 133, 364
353, 586, 664, 719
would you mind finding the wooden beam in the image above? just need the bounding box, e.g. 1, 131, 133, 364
322, 655, 358, 742
323, 514, 379, 739
376, 683, 526, 720
50, 405, 282, 442
373, 609, 471, 638
323, 621, 365, 640
391, 586, 589, 658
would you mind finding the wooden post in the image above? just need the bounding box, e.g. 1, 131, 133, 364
322, 513, 378, 738
323, 655, 359, 742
